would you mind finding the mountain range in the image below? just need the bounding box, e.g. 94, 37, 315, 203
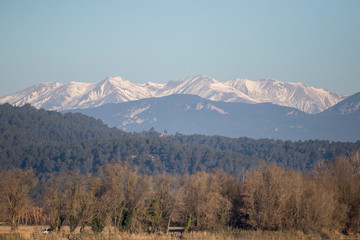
68, 93, 360, 141
0, 75, 346, 114
1, 75, 359, 141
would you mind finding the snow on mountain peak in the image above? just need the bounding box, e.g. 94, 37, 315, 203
0, 75, 347, 113
140, 82, 165, 92
224, 78, 346, 113
322, 92, 360, 115
157, 75, 256, 103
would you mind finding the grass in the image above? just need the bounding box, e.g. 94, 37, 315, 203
0, 225, 359, 240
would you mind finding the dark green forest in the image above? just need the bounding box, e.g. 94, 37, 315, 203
1, 104, 359, 177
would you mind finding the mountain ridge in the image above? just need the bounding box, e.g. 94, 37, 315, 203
321, 92, 360, 115
68, 93, 360, 142
0, 75, 346, 114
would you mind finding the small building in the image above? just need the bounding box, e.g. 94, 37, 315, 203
168, 226, 185, 235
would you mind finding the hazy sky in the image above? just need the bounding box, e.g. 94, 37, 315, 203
1, 0, 359, 97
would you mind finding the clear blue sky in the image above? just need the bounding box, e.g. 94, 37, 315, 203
1, 0, 359, 97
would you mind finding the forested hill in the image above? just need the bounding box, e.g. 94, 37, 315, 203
170, 134, 360, 170
0, 103, 124, 146
1, 103, 359, 177
0, 104, 259, 176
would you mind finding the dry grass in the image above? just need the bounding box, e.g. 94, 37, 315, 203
2, 227, 48, 239
180, 229, 360, 239
0, 225, 359, 240
0, 225, 179, 240
0, 225, 49, 239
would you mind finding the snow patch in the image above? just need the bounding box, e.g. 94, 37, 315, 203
135, 118, 144, 124
206, 103, 229, 115
286, 111, 295, 116
184, 105, 191, 111
196, 103, 204, 110
126, 106, 150, 118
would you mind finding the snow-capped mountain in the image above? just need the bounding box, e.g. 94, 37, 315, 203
321, 92, 360, 115
0, 75, 346, 113
155, 75, 255, 104
224, 78, 345, 113
0, 77, 156, 110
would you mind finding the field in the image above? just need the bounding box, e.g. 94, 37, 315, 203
0, 225, 357, 240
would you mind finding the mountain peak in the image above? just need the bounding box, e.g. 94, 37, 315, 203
323, 92, 360, 115
186, 75, 218, 84
172, 75, 215, 84
225, 78, 346, 113
0, 75, 347, 113
102, 76, 131, 86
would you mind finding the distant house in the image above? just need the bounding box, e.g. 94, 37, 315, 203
160, 130, 171, 137
168, 226, 185, 235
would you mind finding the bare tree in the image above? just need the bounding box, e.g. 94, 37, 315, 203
297, 176, 344, 233
63, 172, 95, 232
97, 163, 152, 233
317, 155, 360, 233
44, 174, 68, 231
145, 174, 175, 233
120, 167, 151, 232
243, 163, 303, 231
101, 163, 127, 232
174, 172, 232, 232
0, 169, 36, 231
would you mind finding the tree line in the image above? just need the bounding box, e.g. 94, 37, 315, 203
1, 153, 360, 235
3, 133, 360, 179
171, 133, 360, 171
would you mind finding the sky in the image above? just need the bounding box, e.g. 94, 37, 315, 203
0, 0, 359, 97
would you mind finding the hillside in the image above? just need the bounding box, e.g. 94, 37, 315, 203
1, 103, 359, 177
0, 103, 123, 146
0, 104, 258, 176
69, 94, 360, 142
